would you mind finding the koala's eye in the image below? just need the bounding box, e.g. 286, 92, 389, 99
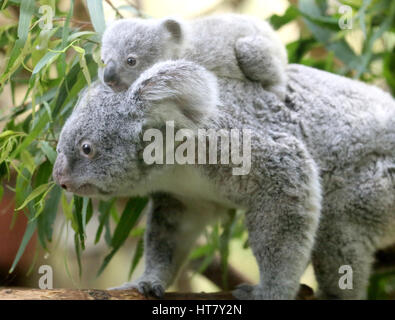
127, 56, 137, 66
80, 140, 96, 159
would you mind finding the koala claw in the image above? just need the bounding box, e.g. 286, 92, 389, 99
232, 283, 259, 300
137, 280, 165, 298
109, 279, 165, 299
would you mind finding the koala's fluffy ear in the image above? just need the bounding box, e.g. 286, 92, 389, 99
128, 60, 219, 128
162, 18, 183, 42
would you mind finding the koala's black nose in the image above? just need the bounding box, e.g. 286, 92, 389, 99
103, 62, 118, 85
53, 153, 72, 190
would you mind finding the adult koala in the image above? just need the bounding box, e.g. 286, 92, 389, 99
53, 60, 395, 300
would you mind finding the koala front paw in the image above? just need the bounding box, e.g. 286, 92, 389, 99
232, 283, 261, 300
108, 277, 165, 299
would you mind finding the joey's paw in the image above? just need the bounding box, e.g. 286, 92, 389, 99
267, 84, 286, 101
232, 283, 262, 300
109, 278, 165, 299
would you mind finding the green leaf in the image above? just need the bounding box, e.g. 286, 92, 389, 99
86, 0, 106, 36
32, 50, 60, 75
190, 243, 214, 260
74, 232, 83, 277
96, 248, 117, 276
82, 197, 89, 233
97, 197, 148, 276
111, 197, 148, 249
10, 112, 49, 159
34, 160, 52, 188
196, 250, 215, 275
16, 182, 53, 211
39, 141, 57, 164
20, 150, 36, 174
14, 168, 31, 210
95, 199, 115, 244
2, 0, 34, 81
37, 185, 62, 248
73, 195, 85, 249
73, 45, 91, 84
383, 49, 395, 96
17, 0, 34, 42
61, 0, 74, 49
269, 6, 300, 30
61, 192, 74, 221
86, 199, 93, 225
52, 54, 97, 118
128, 237, 144, 280
67, 31, 97, 43
104, 219, 112, 246
0, 130, 25, 139
42, 101, 53, 122
286, 37, 317, 63
9, 217, 36, 273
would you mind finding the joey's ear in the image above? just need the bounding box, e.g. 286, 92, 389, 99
128, 60, 219, 128
162, 18, 183, 42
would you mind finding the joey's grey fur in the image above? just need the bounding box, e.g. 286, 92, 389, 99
53, 60, 395, 299
100, 14, 287, 99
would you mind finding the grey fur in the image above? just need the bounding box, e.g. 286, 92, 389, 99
100, 14, 287, 99
53, 60, 395, 299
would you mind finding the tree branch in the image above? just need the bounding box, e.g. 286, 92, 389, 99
0, 285, 315, 300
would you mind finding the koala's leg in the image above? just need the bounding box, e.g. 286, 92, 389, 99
313, 162, 395, 299
109, 193, 218, 297
235, 36, 287, 100
312, 223, 375, 300
233, 136, 322, 299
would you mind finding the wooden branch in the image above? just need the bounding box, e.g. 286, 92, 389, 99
0, 285, 314, 300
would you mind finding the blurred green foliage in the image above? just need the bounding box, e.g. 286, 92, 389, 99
0, 0, 394, 297
271, 0, 395, 95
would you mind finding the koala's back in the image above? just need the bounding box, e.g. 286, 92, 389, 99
216, 63, 395, 173
183, 14, 285, 80
285, 64, 395, 170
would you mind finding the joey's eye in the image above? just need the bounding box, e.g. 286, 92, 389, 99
127, 56, 137, 66
82, 144, 91, 154
80, 140, 96, 159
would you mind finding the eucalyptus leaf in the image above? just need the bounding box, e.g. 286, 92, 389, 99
86, 0, 106, 36
16, 182, 54, 211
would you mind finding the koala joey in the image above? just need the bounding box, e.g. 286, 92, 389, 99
100, 14, 288, 99
54, 59, 395, 299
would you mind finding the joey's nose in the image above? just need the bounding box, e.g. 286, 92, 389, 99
103, 62, 118, 86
